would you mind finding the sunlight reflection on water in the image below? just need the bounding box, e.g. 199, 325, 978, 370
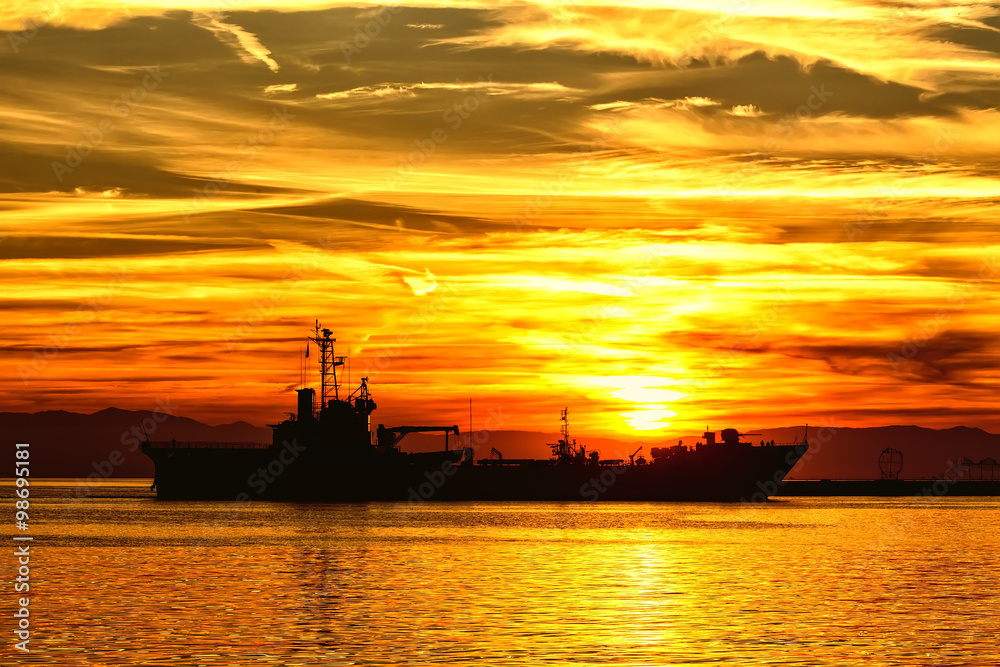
6, 481, 999, 666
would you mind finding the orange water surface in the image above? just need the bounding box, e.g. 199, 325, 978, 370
4, 481, 999, 666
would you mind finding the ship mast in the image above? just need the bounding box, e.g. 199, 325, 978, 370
308, 320, 345, 407
549, 407, 581, 460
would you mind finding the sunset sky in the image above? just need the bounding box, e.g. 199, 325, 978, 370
1, 0, 999, 437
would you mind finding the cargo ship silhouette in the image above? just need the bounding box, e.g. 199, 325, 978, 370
142, 321, 808, 501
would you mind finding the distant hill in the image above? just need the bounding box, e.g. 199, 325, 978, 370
745, 425, 1000, 480
0, 407, 268, 479
2, 408, 997, 480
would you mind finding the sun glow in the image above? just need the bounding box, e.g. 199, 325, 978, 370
620, 407, 678, 431
591, 378, 686, 432
1, 1, 999, 436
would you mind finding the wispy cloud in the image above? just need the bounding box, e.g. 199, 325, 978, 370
435, 1, 1000, 93
264, 83, 298, 94
730, 104, 763, 117
316, 80, 574, 102
192, 12, 280, 72
2, 2, 999, 435
316, 84, 417, 101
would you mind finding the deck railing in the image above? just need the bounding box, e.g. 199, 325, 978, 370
145, 441, 270, 450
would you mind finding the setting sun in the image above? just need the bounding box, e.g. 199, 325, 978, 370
4, 4, 1000, 666
1, 0, 998, 440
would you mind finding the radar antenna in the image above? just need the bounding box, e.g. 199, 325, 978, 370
879, 447, 904, 480
308, 320, 345, 406
549, 408, 584, 461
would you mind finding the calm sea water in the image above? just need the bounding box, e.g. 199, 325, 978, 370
4, 480, 999, 666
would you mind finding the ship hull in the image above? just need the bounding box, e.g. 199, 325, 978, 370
144, 443, 807, 502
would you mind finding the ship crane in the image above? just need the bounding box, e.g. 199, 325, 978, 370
376, 424, 460, 452
629, 446, 646, 466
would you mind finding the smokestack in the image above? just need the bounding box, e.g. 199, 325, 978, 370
296, 388, 315, 421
